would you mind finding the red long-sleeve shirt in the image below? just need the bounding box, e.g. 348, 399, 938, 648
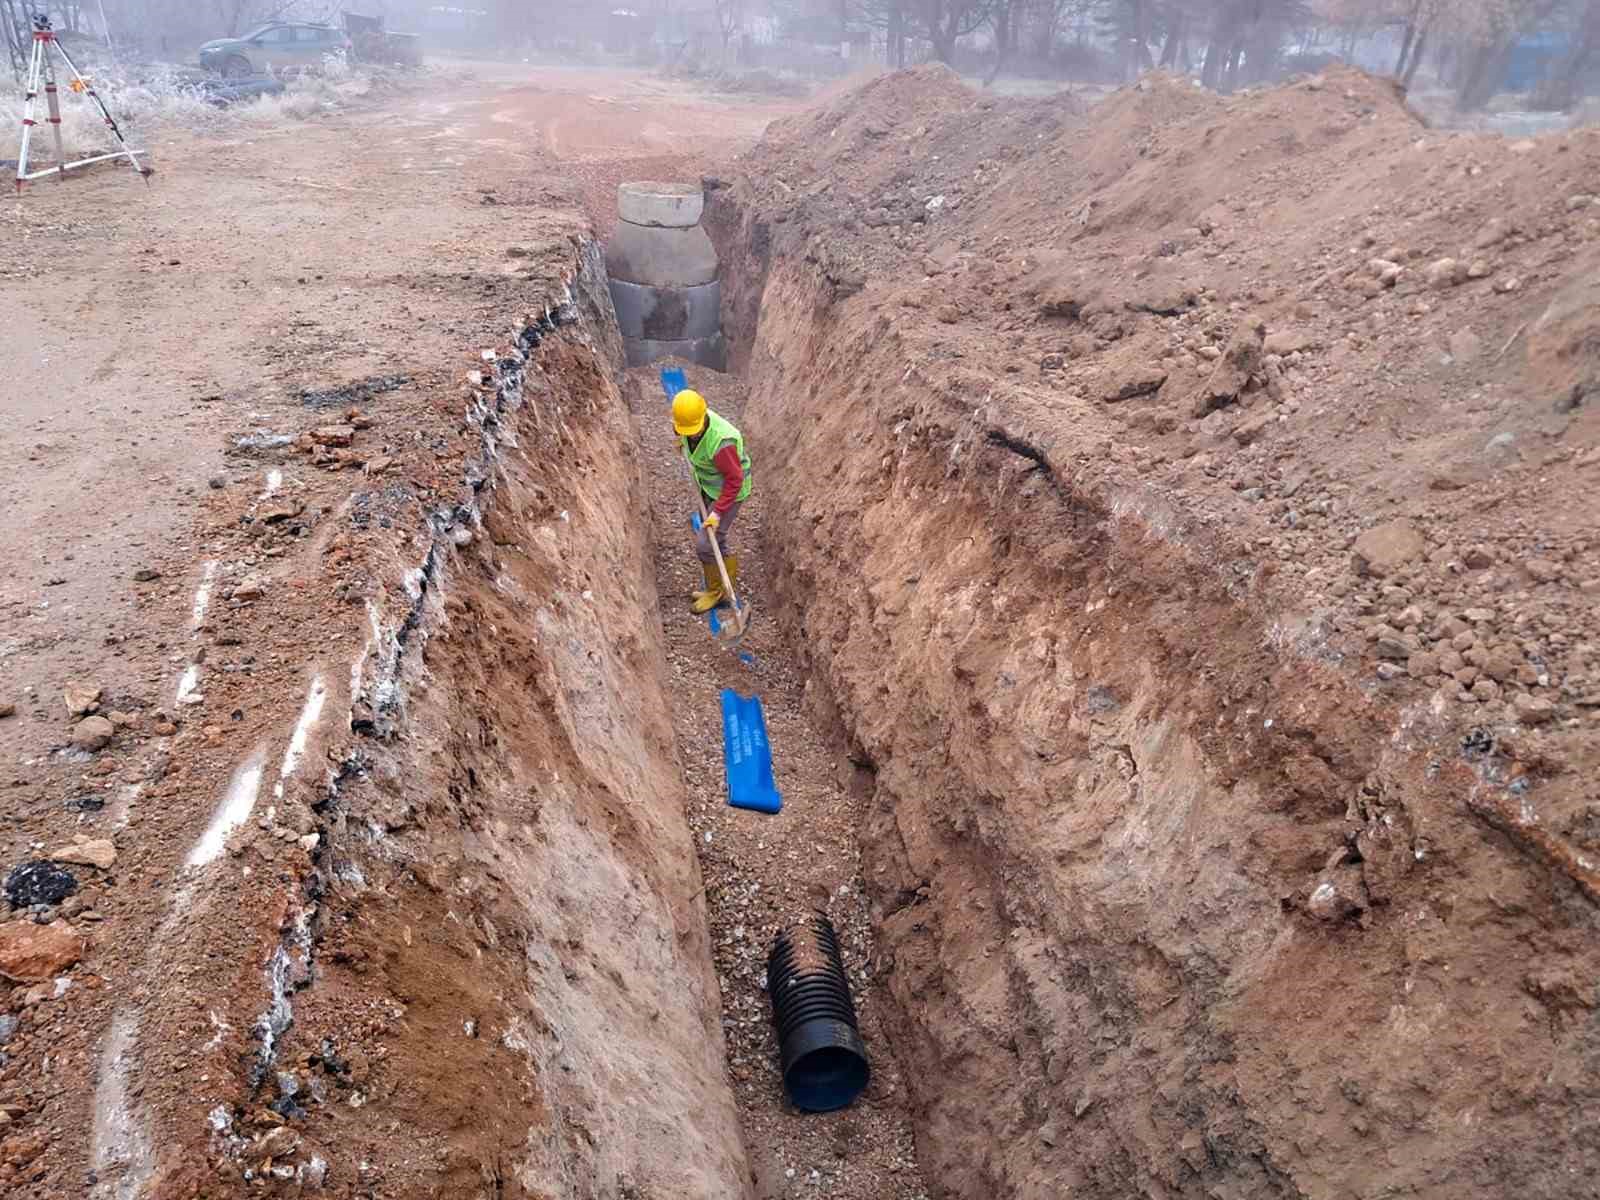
710, 443, 743, 516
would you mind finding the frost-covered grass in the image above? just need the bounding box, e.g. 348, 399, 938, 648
0, 58, 387, 160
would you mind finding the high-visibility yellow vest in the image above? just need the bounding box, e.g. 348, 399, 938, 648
683, 409, 753, 502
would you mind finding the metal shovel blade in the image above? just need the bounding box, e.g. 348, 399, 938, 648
708, 600, 752, 647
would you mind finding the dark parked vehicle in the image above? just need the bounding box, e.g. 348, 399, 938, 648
198, 22, 351, 78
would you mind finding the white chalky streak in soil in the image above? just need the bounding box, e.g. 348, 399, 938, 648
273, 676, 327, 800
186, 752, 265, 868
89, 1011, 154, 1200
108, 781, 143, 834
191, 560, 218, 628
175, 663, 202, 705
352, 601, 383, 697
261, 468, 283, 500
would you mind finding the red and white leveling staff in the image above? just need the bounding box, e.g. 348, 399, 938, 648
14, 13, 149, 192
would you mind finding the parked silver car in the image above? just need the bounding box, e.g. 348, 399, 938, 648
198, 22, 351, 78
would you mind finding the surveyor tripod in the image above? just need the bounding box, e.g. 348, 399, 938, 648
14, 14, 148, 191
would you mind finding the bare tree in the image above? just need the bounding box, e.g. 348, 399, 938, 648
1451, 0, 1563, 109
916, 0, 998, 62
1388, 0, 1447, 82
1183, 0, 1314, 91
1533, 0, 1600, 107
983, 0, 1028, 81
1158, 0, 1194, 70
216, 0, 283, 37
1030, 0, 1096, 55
1323, 0, 1596, 106
887, 0, 906, 65
1102, 0, 1156, 79
714, 0, 746, 62
1, 0, 29, 76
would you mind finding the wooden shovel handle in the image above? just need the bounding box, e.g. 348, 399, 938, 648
694, 488, 746, 631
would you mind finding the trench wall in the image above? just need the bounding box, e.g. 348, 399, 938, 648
713, 197, 1600, 1199
232, 244, 751, 1197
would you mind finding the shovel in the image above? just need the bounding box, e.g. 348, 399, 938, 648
693, 488, 751, 646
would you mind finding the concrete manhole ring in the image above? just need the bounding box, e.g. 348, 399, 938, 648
618, 181, 705, 229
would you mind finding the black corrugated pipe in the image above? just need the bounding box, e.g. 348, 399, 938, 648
765, 913, 871, 1112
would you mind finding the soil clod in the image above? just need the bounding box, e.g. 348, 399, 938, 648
5, 862, 79, 910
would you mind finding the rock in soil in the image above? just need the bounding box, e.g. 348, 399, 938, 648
62, 682, 101, 717
1513, 694, 1557, 725
311, 424, 356, 447
4, 861, 78, 909
1308, 867, 1366, 920
1192, 317, 1265, 416
261, 501, 305, 524
1101, 366, 1168, 403
0, 920, 83, 983
48, 840, 117, 871
1351, 520, 1425, 577
1263, 328, 1313, 356
252, 1125, 301, 1159
69, 714, 116, 751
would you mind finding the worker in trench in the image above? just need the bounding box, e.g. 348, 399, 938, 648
672, 387, 752, 614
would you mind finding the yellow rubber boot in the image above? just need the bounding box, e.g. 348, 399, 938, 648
690, 561, 723, 614
691, 555, 738, 614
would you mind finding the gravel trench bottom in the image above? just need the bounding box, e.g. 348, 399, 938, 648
630, 365, 929, 1199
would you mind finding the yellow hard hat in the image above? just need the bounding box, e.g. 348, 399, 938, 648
672, 389, 707, 436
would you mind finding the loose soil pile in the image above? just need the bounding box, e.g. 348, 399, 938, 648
711, 62, 1600, 1198
720, 65, 1600, 734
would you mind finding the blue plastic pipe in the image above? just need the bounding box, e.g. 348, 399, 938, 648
721, 689, 781, 814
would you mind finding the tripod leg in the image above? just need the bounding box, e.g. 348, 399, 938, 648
16, 34, 41, 190
52, 37, 147, 177
43, 39, 66, 180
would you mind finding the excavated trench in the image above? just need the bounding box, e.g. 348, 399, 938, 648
696, 186, 1600, 1200
203, 237, 928, 1199
203, 185, 1600, 1199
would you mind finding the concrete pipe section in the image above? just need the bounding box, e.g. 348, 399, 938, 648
607, 182, 726, 371
617, 179, 704, 228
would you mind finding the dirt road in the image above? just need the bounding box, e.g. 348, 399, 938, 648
0, 63, 804, 1198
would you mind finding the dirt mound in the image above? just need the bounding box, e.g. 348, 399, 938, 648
732, 64, 1083, 261
1050, 70, 1224, 199
771, 62, 972, 148
1031, 66, 1417, 239
1526, 245, 1600, 406
710, 62, 1600, 1200
718, 63, 1600, 718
